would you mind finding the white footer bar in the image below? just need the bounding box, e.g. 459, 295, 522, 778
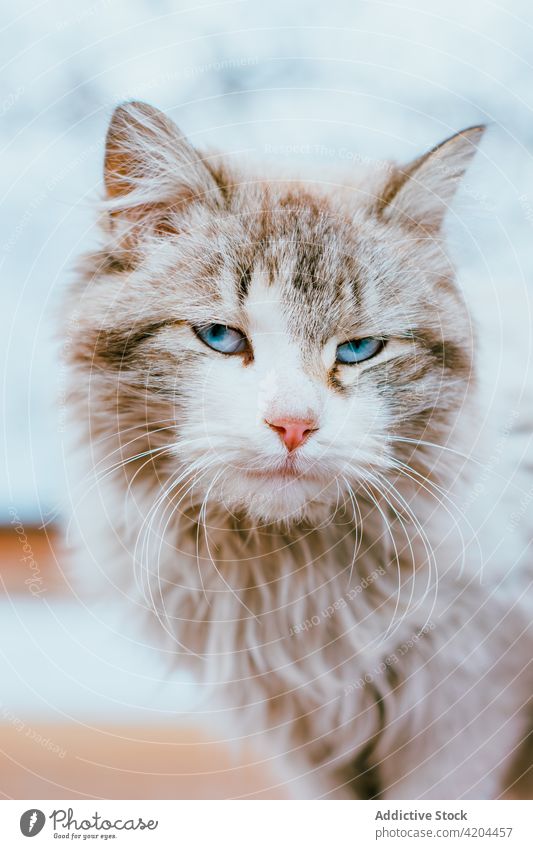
2, 799, 531, 847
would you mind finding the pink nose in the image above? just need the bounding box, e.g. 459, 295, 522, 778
265, 417, 318, 452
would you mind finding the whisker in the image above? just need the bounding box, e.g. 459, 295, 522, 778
90, 418, 179, 447
340, 475, 363, 588
358, 476, 407, 638
133, 460, 220, 653
199, 469, 261, 623
387, 434, 480, 465
364, 467, 439, 637
386, 457, 479, 581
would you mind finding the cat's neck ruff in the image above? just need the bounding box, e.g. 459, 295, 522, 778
132, 475, 474, 676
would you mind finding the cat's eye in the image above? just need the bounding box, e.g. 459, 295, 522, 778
335, 337, 385, 364
195, 323, 248, 355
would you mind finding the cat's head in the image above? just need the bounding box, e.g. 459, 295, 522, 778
69, 102, 482, 524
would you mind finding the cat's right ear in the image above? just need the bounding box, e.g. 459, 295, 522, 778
104, 101, 222, 225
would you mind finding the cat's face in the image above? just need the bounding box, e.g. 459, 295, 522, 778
69, 103, 481, 524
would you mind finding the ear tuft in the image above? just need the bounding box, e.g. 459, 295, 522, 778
379, 125, 486, 230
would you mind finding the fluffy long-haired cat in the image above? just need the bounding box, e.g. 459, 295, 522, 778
64, 101, 532, 799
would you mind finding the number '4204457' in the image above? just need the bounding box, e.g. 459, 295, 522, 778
461, 827, 513, 838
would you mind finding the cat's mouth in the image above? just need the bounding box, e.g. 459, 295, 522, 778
246, 467, 300, 480
242, 456, 320, 481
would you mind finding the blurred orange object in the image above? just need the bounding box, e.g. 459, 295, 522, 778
0, 723, 285, 799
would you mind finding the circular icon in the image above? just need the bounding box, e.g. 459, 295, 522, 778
20, 809, 46, 837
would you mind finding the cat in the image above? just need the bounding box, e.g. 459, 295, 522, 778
63, 101, 532, 799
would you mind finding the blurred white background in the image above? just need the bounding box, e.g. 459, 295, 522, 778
2, 0, 533, 523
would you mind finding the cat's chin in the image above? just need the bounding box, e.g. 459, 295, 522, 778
213, 470, 340, 526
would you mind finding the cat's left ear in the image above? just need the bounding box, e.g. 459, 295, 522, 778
378, 125, 485, 230
103, 101, 223, 225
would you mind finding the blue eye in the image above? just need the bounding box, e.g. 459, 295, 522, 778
195, 323, 248, 354
336, 337, 384, 364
